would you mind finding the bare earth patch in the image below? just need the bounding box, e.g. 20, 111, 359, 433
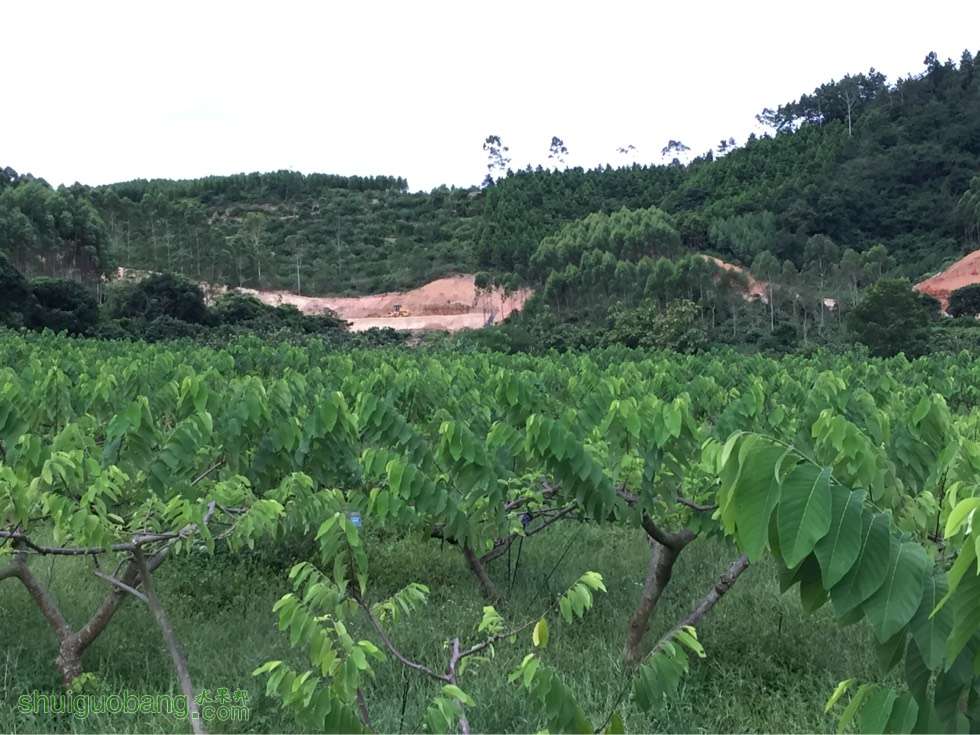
914, 249, 980, 311
230, 276, 532, 332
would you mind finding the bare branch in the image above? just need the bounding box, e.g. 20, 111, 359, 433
677, 554, 750, 630
355, 688, 372, 731
93, 570, 148, 604
480, 504, 578, 564
191, 460, 224, 487
133, 547, 206, 735
457, 614, 540, 662
1, 500, 219, 557
354, 594, 447, 682
676, 496, 717, 513
446, 638, 471, 735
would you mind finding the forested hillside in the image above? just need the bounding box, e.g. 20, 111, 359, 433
90, 172, 482, 295
479, 51, 980, 279
1, 51, 979, 314
0, 168, 110, 283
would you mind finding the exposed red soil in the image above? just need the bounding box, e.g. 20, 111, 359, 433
914, 249, 980, 311
227, 276, 532, 332
700, 256, 768, 300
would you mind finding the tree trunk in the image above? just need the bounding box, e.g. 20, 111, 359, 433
624, 540, 680, 664
769, 287, 775, 332
461, 544, 498, 601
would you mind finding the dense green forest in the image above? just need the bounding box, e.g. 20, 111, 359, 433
2, 50, 980, 353
479, 51, 980, 279
90, 172, 482, 295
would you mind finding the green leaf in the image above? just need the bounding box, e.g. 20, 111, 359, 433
903, 636, 931, 702
815, 488, 866, 588
944, 558, 980, 667
830, 511, 892, 618
933, 538, 976, 613
442, 684, 475, 707
859, 686, 897, 734
776, 464, 833, 568
825, 678, 855, 712
605, 711, 625, 734
875, 629, 907, 674
674, 626, 705, 658
884, 692, 918, 734
731, 438, 786, 562
559, 595, 572, 623
522, 656, 540, 687
532, 618, 549, 648
944, 497, 980, 538
910, 573, 952, 670
862, 541, 929, 643
837, 684, 872, 733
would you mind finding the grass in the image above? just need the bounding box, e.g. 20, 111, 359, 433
0, 523, 885, 733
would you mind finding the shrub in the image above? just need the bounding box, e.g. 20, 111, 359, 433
848, 278, 929, 357
106, 272, 209, 324
0, 252, 36, 327
30, 277, 99, 335
948, 284, 980, 318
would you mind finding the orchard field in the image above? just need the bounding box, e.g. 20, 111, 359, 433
2, 332, 980, 733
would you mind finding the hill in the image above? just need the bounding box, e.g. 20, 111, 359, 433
89, 171, 482, 295
2, 49, 979, 347
478, 51, 980, 280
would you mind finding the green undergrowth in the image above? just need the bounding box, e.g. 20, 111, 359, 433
1, 524, 882, 733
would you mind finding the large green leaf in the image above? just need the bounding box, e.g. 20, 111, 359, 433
909, 573, 952, 670
944, 561, 980, 667
830, 511, 891, 618
859, 686, 897, 734
883, 692, 918, 734
862, 541, 929, 643
815, 488, 866, 588
776, 463, 833, 568
731, 437, 787, 562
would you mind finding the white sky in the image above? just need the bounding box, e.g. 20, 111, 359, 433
3, 0, 980, 192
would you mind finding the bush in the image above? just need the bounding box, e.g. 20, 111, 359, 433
212, 291, 268, 323
605, 299, 707, 352
141, 316, 207, 342
106, 272, 209, 324
213, 291, 348, 335
948, 284, 980, 318
30, 277, 99, 335
848, 278, 929, 357
0, 252, 36, 327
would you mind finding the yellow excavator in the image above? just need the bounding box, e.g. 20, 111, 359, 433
386, 303, 412, 318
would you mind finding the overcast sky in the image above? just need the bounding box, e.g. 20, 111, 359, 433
4, 1, 980, 192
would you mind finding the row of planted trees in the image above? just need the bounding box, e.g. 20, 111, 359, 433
3, 332, 980, 732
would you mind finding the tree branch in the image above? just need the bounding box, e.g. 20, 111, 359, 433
461, 544, 498, 600
93, 569, 148, 604
480, 504, 578, 564
676, 554, 750, 631
675, 496, 717, 513
640, 514, 695, 552
133, 547, 206, 735
10, 548, 72, 642
354, 594, 446, 682
446, 638, 471, 735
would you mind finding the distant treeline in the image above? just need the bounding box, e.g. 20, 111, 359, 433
2, 50, 979, 305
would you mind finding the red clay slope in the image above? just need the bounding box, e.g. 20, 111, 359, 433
914, 249, 980, 311
230, 275, 532, 332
